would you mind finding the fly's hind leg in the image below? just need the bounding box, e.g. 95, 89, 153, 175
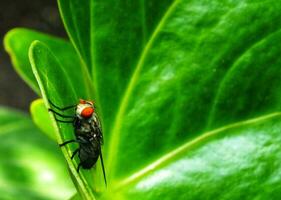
77, 163, 82, 172
59, 139, 79, 147
60, 143, 82, 172
71, 148, 79, 159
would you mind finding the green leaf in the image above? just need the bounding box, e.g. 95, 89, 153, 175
30, 99, 56, 141
207, 28, 281, 130
4, 28, 92, 96
110, 113, 281, 199
69, 193, 82, 200
58, 0, 174, 132
106, 0, 281, 180
25, 0, 281, 199
0, 107, 75, 199
29, 41, 97, 199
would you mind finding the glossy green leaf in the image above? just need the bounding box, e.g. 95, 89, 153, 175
107, 0, 281, 180
109, 113, 281, 199
4, 28, 92, 95
26, 0, 281, 199
29, 41, 97, 199
30, 99, 56, 141
207, 28, 281, 130
69, 193, 82, 200
0, 107, 75, 199
58, 0, 174, 132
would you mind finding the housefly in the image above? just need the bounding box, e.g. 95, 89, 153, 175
48, 99, 107, 186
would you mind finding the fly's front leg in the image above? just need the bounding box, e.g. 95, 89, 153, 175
48, 99, 77, 111
48, 109, 75, 118
71, 148, 80, 159
48, 99, 76, 122
53, 116, 74, 123
48, 108, 75, 124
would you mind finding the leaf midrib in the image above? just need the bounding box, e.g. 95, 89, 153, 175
57, 0, 94, 100
114, 112, 281, 190
106, 0, 180, 180
106, 0, 281, 186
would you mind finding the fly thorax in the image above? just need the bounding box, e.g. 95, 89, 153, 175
80, 121, 91, 132
91, 113, 100, 126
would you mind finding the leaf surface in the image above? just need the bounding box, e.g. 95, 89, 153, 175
107, 0, 281, 179
30, 99, 56, 141
109, 113, 281, 200
29, 41, 98, 199
4, 28, 91, 96
26, 0, 281, 199
0, 107, 75, 199
58, 0, 174, 132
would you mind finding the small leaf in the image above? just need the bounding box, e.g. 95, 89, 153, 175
30, 99, 56, 141
4, 28, 92, 96
29, 40, 96, 199
0, 107, 75, 199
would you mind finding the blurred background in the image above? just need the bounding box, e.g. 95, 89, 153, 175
0, 0, 66, 111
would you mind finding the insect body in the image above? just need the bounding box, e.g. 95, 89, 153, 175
48, 99, 106, 186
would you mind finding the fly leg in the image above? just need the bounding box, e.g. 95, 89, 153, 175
99, 147, 107, 187
71, 148, 82, 172
60, 141, 81, 171
59, 139, 79, 147
48, 109, 75, 119
48, 108, 75, 124
53, 116, 74, 123
48, 100, 76, 111
48, 100, 76, 122
77, 163, 82, 172
59, 137, 87, 147
71, 148, 79, 159
48, 100, 81, 170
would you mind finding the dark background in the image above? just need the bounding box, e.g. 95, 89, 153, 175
0, 0, 66, 111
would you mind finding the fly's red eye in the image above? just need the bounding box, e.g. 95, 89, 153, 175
81, 107, 94, 118
79, 99, 86, 104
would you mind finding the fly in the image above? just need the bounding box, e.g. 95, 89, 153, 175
48, 99, 107, 186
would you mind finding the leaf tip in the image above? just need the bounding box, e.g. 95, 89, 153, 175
28, 40, 45, 68
3, 28, 27, 52
30, 98, 44, 114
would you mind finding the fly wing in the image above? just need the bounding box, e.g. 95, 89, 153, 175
99, 146, 107, 187
96, 116, 106, 185
92, 112, 104, 144
91, 112, 106, 185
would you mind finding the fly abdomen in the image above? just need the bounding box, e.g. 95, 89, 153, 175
78, 145, 99, 169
